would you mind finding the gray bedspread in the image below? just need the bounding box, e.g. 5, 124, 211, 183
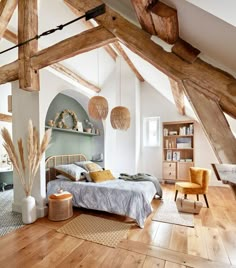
119, 173, 163, 198
47, 177, 156, 227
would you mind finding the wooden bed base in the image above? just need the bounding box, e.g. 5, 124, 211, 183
45, 154, 87, 183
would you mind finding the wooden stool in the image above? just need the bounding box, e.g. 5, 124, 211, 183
48, 192, 73, 221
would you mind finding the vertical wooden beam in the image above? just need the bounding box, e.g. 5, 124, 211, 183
18, 0, 39, 91
130, 0, 156, 35
113, 42, 144, 82
183, 79, 236, 164
169, 78, 185, 115
0, 0, 18, 39
150, 1, 179, 44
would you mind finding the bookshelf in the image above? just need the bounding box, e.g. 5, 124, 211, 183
162, 120, 195, 182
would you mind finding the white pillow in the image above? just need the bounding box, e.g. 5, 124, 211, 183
55, 164, 87, 181
74, 161, 103, 182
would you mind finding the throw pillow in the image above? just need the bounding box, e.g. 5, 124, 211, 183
55, 164, 87, 181
89, 170, 115, 183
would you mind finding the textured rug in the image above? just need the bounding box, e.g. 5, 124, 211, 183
152, 200, 194, 227
57, 214, 131, 247
0, 189, 24, 237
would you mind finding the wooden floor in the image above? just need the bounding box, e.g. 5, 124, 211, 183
0, 184, 236, 268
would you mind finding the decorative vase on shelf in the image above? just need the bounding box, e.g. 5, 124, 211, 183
22, 195, 37, 224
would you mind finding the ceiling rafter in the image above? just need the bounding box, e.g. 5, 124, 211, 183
0, 112, 12, 122
0, 26, 116, 86
2, 29, 101, 93
113, 42, 144, 82
0, 0, 18, 39
169, 78, 185, 115
183, 80, 236, 163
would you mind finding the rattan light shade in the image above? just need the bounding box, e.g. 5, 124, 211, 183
88, 96, 108, 120
110, 106, 131, 130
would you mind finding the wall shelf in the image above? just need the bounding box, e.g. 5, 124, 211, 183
45, 126, 99, 137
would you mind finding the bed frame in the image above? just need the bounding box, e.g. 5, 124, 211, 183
45, 154, 87, 183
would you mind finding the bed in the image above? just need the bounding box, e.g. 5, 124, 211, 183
46, 154, 159, 228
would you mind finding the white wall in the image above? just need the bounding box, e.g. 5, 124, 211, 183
103, 57, 139, 175
139, 81, 220, 186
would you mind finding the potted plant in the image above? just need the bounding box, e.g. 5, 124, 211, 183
1, 119, 52, 224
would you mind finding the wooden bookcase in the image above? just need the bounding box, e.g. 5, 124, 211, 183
162, 120, 195, 182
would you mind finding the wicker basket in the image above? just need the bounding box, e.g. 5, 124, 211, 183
48, 192, 73, 221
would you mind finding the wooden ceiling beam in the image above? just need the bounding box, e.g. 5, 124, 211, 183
31, 26, 116, 70
130, 0, 156, 35
0, 113, 12, 122
2, 29, 100, 93
113, 42, 144, 82
169, 78, 185, 115
149, 1, 179, 44
63, 0, 236, 119
3, 28, 17, 44
183, 80, 236, 163
172, 38, 200, 64
51, 63, 101, 93
64, 0, 117, 61
0, 26, 116, 86
18, 0, 39, 91
0, 0, 18, 39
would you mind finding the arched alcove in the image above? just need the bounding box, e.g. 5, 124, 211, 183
45, 91, 104, 163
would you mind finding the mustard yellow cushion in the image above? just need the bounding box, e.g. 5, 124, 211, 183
89, 170, 115, 183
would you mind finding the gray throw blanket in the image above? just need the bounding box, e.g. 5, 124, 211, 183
119, 173, 162, 198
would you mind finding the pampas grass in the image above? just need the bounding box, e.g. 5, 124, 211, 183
1, 119, 51, 196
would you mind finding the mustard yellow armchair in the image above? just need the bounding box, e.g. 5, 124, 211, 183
174, 167, 211, 207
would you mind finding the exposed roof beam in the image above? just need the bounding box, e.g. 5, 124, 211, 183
31, 26, 116, 70
18, 0, 39, 91
172, 38, 200, 64
183, 80, 236, 163
150, 1, 179, 44
2, 29, 100, 93
0, 0, 18, 39
169, 78, 185, 115
130, 0, 156, 35
113, 42, 144, 82
0, 113, 12, 122
3, 28, 17, 44
64, 0, 117, 61
0, 26, 116, 85
63, 0, 236, 119
50, 63, 101, 93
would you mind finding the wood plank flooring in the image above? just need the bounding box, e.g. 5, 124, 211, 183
0, 184, 236, 267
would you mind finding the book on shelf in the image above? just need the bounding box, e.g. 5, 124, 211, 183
185, 159, 193, 162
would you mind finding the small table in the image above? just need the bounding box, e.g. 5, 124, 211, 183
48, 191, 73, 221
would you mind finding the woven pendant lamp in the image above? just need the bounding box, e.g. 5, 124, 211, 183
88, 96, 108, 120
110, 106, 130, 130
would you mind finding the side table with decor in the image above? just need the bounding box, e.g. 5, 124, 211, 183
48, 191, 73, 221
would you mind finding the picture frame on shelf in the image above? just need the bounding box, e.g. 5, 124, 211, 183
173, 151, 180, 161
76, 121, 83, 132
166, 150, 172, 161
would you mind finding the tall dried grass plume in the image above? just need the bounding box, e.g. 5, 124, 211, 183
1, 119, 52, 196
